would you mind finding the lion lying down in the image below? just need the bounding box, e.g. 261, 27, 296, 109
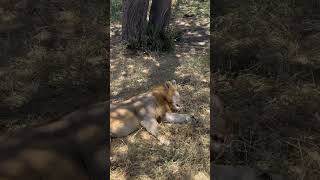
0, 101, 108, 180
110, 80, 195, 145
212, 165, 284, 180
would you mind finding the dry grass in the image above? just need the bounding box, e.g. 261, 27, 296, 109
0, 0, 108, 133
212, 2, 320, 178
212, 0, 320, 78
213, 72, 320, 179
110, 0, 210, 179
110, 42, 210, 180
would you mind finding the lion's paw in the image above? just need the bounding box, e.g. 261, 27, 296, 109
158, 136, 171, 146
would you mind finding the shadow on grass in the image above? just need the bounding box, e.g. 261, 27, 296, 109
0, 0, 109, 130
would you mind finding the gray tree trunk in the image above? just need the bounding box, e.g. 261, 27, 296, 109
122, 0, 149, 44
148, 0, 172, 33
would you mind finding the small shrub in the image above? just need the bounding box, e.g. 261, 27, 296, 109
126, 27, 182, 52
111, 0, 122, 22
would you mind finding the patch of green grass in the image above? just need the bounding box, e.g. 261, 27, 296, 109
173, 0, 209, 18
125, 27, 182, 52
140, 27, 182, 52
111, 0, 122, 23
188, 54, 209, 69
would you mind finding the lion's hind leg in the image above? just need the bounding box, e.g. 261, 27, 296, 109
110, 109, 140, 137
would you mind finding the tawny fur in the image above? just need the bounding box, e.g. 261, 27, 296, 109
110, 80, 192, 145
212, 94, 226, 134
211, 94, 228, 153
0, 102, 108, 180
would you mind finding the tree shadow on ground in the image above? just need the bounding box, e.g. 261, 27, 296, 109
110, 14, 209, 101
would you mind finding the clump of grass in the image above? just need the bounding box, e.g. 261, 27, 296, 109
135, 27, 182, 52
111, 0, 122, 23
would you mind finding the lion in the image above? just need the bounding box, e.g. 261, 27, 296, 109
110, 80, 195, 145
211, 94, 228, 153
0, 102, 108, 180
212, 165, 285, 180
212, 94, 225, 135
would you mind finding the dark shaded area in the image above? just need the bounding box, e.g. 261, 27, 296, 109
0, 0, 109, 132
212, 0, 320, 82
0, 0, 110, 179
211, 1, 320, 179
212, 165, 285, 180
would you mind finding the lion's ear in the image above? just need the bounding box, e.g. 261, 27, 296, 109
164, 81, 172, 89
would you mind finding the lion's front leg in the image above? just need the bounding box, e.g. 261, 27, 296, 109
164, 112, 195, 124
140, 117, 170, 145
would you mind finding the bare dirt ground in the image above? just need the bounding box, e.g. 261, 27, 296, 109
110, 1, 210, 179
